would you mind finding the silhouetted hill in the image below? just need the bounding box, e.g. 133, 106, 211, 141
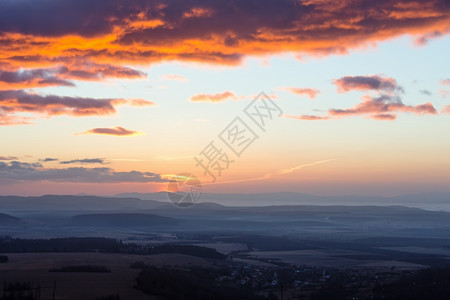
0, 195, 164, 212
70, 213, 177, 227
0, 213, 20, 224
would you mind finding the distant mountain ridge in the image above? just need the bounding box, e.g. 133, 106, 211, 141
0, 192, 449, 212
115, 191, 450, 211
0, 195, 164, 212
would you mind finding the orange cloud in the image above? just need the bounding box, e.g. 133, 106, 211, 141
190, 91, 237, 103
183, 7, 214, 19
441, 105, 450, 114
0, 111, 33, 126
0, 0, 448, 70
77, 126, 144, 136
127, 98, 156, 106
0, 0, 448, 125
282, 87, 320, 99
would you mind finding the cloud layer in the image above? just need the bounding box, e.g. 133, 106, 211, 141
0, 90, 154, 125
0, 161, 168, 183
0, 0, 448, 69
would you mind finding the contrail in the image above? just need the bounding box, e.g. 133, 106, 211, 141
202, 158, 335, 186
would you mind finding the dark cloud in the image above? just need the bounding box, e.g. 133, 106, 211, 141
0, 62, 145, 89
334, 75, 404, 93
420, 89, 432, 96
0, 0, 121, 37
0, 68, 74, 88
0, 0, 448, 68
0, 160, 169, 183
39, 158, 59, 162
0, 156, 18, 160
58, 62, 146, 80
60, 158, 107, 165
0, 90, 154, 125
0, 90, 117, 116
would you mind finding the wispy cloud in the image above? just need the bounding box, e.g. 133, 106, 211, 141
281, 87, 320, 99
283, 114, 330, 121
127, 98, 156, 106
39, 158, 58, 162
441, 105, 450, 114
60, 158, 107, 165
419, 89, 432, 96
76, 126, 144, 136
0, 156, 18, 161
439, 89, 450, 98
110, 158, 145, 162
190, 91, 238, 103
161, 74, 186, 81
182, 7, 214, 19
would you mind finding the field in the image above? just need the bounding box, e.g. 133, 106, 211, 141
247, 249, 429, 269
0, 253, 212, 300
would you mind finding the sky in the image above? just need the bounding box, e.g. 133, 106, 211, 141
0, 0, 449, 197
